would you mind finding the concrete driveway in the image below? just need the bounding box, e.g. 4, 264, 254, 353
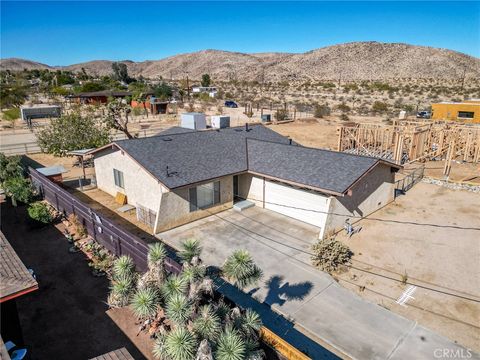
158, 207, 478, 360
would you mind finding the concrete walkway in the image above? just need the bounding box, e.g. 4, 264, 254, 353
158, 207, 478, 360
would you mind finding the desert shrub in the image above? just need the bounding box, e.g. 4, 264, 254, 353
68, 213, 87, 238
28, 201, 53, 224
274, 109, 288, 121
372, 101, 389, 113
336, 103, 351, 113
340, 114, 350, 121
311, 238, 353, 272
314, 104, 331, 118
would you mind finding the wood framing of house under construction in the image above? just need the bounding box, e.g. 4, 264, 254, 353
336, 121, 480, 176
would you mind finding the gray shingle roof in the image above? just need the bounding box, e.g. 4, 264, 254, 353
103, 124, 392, 194
247, 139, 378, 194
114, 125, 291, 189
1, 231, 38, 301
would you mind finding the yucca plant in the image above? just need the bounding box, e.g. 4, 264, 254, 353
239, 309, 262, 338
130, 288, 159, 320
153, 327, 197, 360
161, 274, 188, 300
222, 250, 263, 289
215, 299, 231, 323
181, 263, 206, 284
192, 305, 221, 341
165, 293, 193, 326
112, 255, 136, 280
178, 238, 202, 264
108, 274, 135, 308
149, 242, 167, 265
215, 326, 246, 360
244, 338, 264, 360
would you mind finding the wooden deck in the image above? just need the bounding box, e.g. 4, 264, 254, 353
89, 347, 134, 360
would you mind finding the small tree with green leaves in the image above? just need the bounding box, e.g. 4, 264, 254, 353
27, 202, 53, 224
201, 74, 211, 87
37, 112, 110, 156
3, 176, 35, 206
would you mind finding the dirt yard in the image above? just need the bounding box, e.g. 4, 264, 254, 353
333, 182, 480, 351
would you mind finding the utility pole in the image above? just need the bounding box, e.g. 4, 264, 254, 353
186, 73, 190, 98
460, 65, 467, 91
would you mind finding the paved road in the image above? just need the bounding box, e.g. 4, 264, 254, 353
159, 207, 479, 360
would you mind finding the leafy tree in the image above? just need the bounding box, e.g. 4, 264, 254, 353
112, 62, 131, 83
3, 176, 35, 205
37, 113, 110, 156
153, 82, 173, 100
201, 74, 211, 87
222, 250, 263, 289
0, 154, 24, 185
55, 71, 75, 86
79, 82, 105, 93
0, 84, 28, 108
51, 86, 70, 96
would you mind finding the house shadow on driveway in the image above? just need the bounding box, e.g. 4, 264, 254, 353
1, 203, 145, 360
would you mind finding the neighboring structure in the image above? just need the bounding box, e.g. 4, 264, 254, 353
192, 86, 217, 98
37, 165, 67, 185
90, 125, 400, 239
69, 90, 131, 105
211, 115, 230, 129
130, 94, 169, 115
181, 113, 207, 130
431, 100, 480, 123
0, 231, 38, 347
20, 104, 61, 123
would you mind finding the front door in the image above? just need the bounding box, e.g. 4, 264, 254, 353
233, 175, 240, 202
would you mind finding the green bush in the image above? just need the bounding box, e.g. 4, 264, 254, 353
28, 202, 53, 224
4, 177, 35, 205
2, 108, 20, 121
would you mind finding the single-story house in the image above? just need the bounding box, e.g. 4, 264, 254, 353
89, 125, 400, 238
192, 86, 217, 98
69, 90, 132, 105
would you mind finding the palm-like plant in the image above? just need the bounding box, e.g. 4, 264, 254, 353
215, 326, 246, 360
161, 275, 188, 300
165, 293, 193, 326
108, 274, 135, 307
238, 309, 262, 338
112, 255, 136, 279
149, 242, 167, 265
222, 250, 263, 289
153, 327, 197, 360
178, 238, 202, 264
131, 288, 159, 320
139, 242, 168, 290
192, 305, 221, 341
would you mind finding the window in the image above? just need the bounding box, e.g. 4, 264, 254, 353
458, 111, 474, 119
189, 181, 220, 211
113, 169, 125, 188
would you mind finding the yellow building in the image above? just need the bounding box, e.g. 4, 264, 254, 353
431, 100, 480, 123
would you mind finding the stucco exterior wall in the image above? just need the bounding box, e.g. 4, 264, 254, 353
326, 163, 395, 234
93, 148, 166, 214
154, 175, 234, 233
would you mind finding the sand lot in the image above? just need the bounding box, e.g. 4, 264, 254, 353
333, 182, 480, 351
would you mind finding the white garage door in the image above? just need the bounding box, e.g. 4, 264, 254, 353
264, 180, 330, 231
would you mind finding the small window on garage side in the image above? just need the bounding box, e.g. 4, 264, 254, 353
189, 181, 220, 212
113, 169, 125, 188
458, 111, 474, 119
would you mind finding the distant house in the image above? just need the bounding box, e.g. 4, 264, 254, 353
89, 125, 400, 238
130, 95, 169, 115
192, 86, 217, 98
69, 90, 131, 105
431, 99, 480, 123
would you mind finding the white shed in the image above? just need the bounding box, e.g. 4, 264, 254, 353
181, 113, 207, 130
211, 115, 230, 129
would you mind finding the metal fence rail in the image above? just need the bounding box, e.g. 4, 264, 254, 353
29, 167, 182, 274
395, 166, 425, 197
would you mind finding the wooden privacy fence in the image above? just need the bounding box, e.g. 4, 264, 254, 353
29, 167, 182, 274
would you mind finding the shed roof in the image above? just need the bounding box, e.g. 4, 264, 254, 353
72, 90, 131, 98
0, 231, 38, 302
37, 165, 67, 176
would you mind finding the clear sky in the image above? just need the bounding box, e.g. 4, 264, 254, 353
1, 1, 479, 65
